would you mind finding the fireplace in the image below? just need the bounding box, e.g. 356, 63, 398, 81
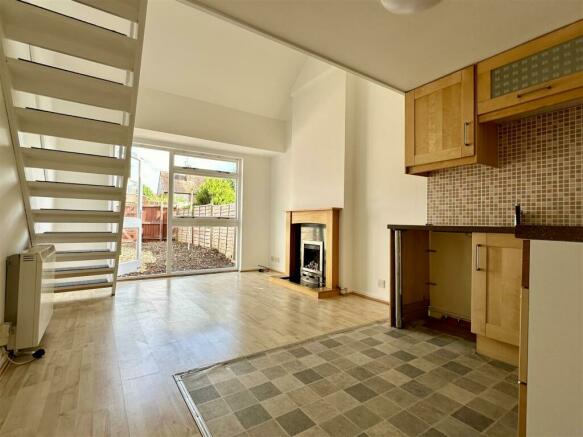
269, 208, 340, 299
301, 240, 324, 287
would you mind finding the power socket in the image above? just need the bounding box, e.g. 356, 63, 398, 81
0, 323, 10, 347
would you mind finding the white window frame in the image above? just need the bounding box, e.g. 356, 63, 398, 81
166, 150, 241, 274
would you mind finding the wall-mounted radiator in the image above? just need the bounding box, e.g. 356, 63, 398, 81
5, 245, 55, 351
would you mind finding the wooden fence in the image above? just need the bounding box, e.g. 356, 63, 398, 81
123, 202, 236, 260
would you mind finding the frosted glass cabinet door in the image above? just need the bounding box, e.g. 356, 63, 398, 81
477, 21, 583, 119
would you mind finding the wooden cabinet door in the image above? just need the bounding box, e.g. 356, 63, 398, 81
406, 66, 475, 167
471, 233, 523, 346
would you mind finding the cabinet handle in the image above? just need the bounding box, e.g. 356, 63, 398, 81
475, 244, 482, 271
463, 121, 471, 146
517, 84, 552, 98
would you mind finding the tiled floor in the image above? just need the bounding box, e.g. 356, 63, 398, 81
178, 322, 518, 437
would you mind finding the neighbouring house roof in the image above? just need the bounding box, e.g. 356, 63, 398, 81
157, 171, 205, 195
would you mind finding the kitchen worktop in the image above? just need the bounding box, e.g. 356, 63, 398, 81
386, 224, 583, 243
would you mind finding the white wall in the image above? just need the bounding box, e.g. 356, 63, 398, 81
269, 61, 347, 272
343, 76, 427, 301
136, 88, 287, 154
527, 240, 583, 436
0, 83, 29, 324
269, 67, 427, 300
239, 154, 271, 270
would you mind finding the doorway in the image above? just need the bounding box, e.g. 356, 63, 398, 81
118, 145, 241, 278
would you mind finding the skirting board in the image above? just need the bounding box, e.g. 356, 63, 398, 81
348, 291, 390, 306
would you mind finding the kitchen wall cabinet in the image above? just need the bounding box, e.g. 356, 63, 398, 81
477, 21, 583, 123
405, 66, 497, 175
471, 233, 523, 364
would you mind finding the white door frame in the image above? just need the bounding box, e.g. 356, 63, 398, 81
118, 155, 143, 276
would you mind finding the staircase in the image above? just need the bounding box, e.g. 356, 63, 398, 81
0, 0, 148, 295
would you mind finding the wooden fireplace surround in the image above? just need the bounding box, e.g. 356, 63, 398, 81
284, 208, 340, 293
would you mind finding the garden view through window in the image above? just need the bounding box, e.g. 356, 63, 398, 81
118, 146, 240, 277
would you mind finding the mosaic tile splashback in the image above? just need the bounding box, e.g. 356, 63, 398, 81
428, 104, 582, 226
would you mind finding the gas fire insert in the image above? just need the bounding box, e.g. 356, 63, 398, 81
300, 240, 324, 287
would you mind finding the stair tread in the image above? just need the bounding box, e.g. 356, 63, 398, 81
2, 0, 137, 71
72, 0, 140, 22
55, 265, 111, 272
31, 180, 117, 188
25, 147, 122, 160
56, 249, 115, 254
23, 107, 122, 126
15, 58, 125, 86
15, 0, 128, 36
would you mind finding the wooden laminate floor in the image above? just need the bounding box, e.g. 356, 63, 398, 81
0, 272, 389, 437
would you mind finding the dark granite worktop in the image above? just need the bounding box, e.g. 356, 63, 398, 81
386, 224, 583, 243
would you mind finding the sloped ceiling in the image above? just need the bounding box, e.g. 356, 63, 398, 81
140, 0, 307, 120
181, 0, 583, 91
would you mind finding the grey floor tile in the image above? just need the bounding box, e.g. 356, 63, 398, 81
484, 421, 516, 437
396, 363, 425, 378
392, 351, 417, 362
198, 398, 232, 421
362, 348, 385, 359
321, 339, 342, 348
303, 398, 338, 424
365, 395, 402, 418
401, 380, 433, 398
189, 384, 221, 405
251, 381, 282, 401
318, 349, 341, 361
420, 428, 447, 437
466, 397, 507, 420
385, 388, 418, 408
389, 410, 430, 437
320, 414, 360, 437
216, 378, 247, 396
345, 383, 378, 402
261, 393, 297, 418
290, 347, 312, 358
230, 360, 257, 376
362, 375, 395, 394
225, 390, 258, 412
310, 379, 339, 397
288, 386, 320, 406
208, 413, 246, 437
276, 408, 316, 436
247, 419, 288, 437
347, 366, 375, 381
313, 362, 340, 378
344, 405, 382, 430
498, 410, 518, 430
407, 399, 448, 425
434, 416, 482, 437
422, 393, 462, 415
235, 404, 271, 429
262, 365, 287, 380
452, 376, 487, 395
442, 361, 472, 375
493, 381, 518, 399
452, 406, 494, 432
294, 369, 323, 385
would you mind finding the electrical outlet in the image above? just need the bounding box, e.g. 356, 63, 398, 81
378, 279, 386, 288
0, 323, 10, 347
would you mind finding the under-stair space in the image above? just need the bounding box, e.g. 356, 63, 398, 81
0, 0, 147, 295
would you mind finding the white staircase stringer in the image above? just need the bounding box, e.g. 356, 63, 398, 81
111, 1, 149, 296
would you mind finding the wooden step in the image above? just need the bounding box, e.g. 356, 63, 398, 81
54, 278, 112, 293
28, 181, 123, 200
73, 0, 141, 22
55, 249, 117, 262
0, 0, 137, 70
8, 58, 132, 112
15, 108, 129, 145
22, 148, 126, 175
32, 209, 121, 223
36, 232, 119, 244
54, 265, 114, 279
